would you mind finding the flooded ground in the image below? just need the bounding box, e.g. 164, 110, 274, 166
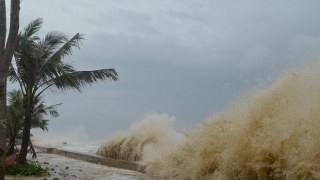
6, 153, 162, 180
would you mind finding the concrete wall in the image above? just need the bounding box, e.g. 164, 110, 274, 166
33, 146, 55, 153
34, 146, 146, 173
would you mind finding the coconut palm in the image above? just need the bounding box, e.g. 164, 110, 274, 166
8, 18, 118, 164
6, 89, 61, 156
6, 90, 24, 156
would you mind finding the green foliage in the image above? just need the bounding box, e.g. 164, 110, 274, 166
6, 89, 61, 155
9, 18, 118, 99
5, 163, 48, 176
9, 17, 118, 164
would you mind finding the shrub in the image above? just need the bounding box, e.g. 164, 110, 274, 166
5, 163, 48, 176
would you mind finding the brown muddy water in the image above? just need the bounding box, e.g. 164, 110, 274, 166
97, 61, 320, 180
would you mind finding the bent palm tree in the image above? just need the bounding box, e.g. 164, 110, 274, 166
8, 18, 118, 164
6, 89, 61, 156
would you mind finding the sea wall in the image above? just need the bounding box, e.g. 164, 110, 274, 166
33, 145, 146, 173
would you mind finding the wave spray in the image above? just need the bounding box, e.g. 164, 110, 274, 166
97, 61, 320, 179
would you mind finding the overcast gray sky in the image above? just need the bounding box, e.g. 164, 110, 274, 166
6, 0, 320, 141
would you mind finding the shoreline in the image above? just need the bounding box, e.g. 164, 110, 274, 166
5, 146, 161, 180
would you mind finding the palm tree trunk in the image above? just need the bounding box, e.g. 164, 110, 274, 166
0, 80, 7, 180
0, 0, 20, 178
17, 108, 32, 165
6, 137, 15, 156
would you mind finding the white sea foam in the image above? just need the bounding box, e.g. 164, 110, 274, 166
32, 126, 101, 153
60, 143, 100, 153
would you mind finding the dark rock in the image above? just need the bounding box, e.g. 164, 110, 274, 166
58, 172, 69, 176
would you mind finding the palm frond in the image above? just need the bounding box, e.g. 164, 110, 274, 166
42, 68, 118, 93
22, 18, 43, 39
38, 31, 68, 57
33, 33, 84, 92
45, 103, 62, 118
47, 33, 84, 62
8, 64, 26, 93
72, 68, 119, 86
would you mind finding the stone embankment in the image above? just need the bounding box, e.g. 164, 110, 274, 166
34, 146, 146, 174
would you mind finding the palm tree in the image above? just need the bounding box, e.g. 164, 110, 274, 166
8, 18, 118, 164
6, 89, 61, 156
6, 90, 24, 156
